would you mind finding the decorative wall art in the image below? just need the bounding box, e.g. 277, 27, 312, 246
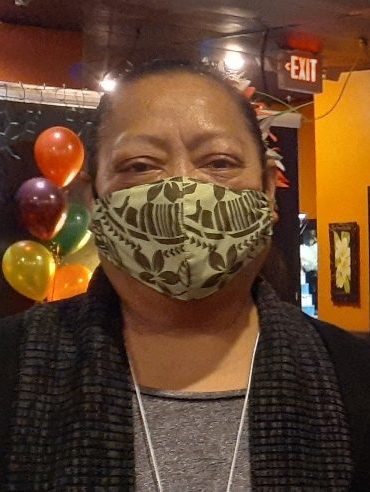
329, 222, 359, 304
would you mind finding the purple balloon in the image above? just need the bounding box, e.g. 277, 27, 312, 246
16, 177, 67, 240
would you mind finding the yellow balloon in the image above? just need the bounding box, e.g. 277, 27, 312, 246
2, 240, 56, 301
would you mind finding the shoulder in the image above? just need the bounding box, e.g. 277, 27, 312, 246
0, 295, 83, 340
0, 297, 84, 420
0, 297, 85, 477
278, 306, 370, 407
0, 296, 85, 390
0, 311, 27, 392
307, 316, 370, 489
0, 311, 27, 465
308, 316, 370, 400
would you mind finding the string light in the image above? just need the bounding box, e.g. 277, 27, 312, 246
99, 75, 117, 93
14, 0, 32, 5
224, 51, 246, 71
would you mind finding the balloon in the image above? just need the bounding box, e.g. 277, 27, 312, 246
48, 264, 92, 301
2, 241, 56, 301
16, 177, 67, 240
34, 126, 85, 187
49, 202, 90, 257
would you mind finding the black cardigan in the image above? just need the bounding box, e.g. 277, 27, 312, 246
1, 308, 370, 490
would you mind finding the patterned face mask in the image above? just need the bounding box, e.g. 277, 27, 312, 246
91, 177, 273, 300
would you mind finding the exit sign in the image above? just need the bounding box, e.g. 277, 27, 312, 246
278, 51, 322, 94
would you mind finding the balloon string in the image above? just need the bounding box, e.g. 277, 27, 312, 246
50, 269, 57, 302
49, 244, 61, 302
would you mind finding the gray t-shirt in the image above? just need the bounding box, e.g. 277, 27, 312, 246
133, 387, 251, 491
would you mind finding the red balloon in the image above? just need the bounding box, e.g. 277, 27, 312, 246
34, 126, 85, 187
16, 177, 67, 240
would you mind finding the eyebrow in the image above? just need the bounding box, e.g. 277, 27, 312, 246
113, 131, 243, 151
186, 132, 243, 151
113, 133, 168, 151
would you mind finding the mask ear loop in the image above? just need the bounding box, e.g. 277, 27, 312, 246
262, 155, 279, 224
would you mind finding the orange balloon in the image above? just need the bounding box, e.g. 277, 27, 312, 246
48, 264, 92, 301
34, 126, 85, 187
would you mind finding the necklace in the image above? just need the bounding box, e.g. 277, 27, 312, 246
129, 332, 259, 492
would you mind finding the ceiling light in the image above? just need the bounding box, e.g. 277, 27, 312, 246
224, 51, 246, 71
14, 0, 32, 5
99, 75, 117, 92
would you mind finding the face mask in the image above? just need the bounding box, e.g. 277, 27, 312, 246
91, 177, 273, 300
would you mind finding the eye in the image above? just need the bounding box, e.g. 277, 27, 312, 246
203, 156, 241, 170
116, 160, 160, 174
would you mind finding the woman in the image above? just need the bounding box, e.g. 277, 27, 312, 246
1, 61, 370, 490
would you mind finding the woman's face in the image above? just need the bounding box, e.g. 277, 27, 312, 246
95, 72, 264, 197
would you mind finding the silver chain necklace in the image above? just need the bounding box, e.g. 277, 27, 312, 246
128, 332, 260, 492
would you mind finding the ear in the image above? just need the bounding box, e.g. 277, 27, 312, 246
77, 171, 97, 211
263, 159, 278, 224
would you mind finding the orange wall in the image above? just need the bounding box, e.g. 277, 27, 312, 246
298, 105, 316, 219
315, 70, 370, 332
0, 23, 82, 88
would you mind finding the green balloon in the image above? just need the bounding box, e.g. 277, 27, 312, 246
49, 202, 90, 257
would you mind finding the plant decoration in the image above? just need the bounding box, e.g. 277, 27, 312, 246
200, 57, 290, 189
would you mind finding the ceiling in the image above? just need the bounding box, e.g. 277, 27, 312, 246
0, 0, 369, 99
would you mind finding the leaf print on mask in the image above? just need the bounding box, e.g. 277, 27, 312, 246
158, 271, 180, 284
226, 244, 238, 268
136, 248, 181, 291
139, 271, 156, 284
186, 200, 202, 224
228, 261, 244, 274
104, 236, 125, 268
213, 184, 226, 201
209, 251, 226, 271
183, 181, 197, 195
163, 181, 182, 202
203, 245, 244, 289
125, 207, 138, 227
91, 177, 273, 300
152, 250, 164, 273
134, 249, 151, 271
147, 183, 164, 202
113, 195, 130, 218
178, 260, 191, 287
201, 272, 224, 288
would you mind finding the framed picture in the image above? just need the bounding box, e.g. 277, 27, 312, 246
329, 222, 360, 304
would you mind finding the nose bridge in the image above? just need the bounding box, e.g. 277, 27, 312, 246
170, 156, 194, 177
167, 135, 195, 177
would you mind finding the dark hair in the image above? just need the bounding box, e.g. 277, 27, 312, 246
88, 60, 266, 179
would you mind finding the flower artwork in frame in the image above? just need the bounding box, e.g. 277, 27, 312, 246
329, 222, 360, 304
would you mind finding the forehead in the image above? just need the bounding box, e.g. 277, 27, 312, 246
105, 72, 251, 140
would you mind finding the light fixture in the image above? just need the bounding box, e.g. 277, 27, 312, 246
224, 51, 246, 71
14, 0, 32, 5
99, 75, 117, 93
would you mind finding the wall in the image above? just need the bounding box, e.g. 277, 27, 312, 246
0, 23, 82, 88
315, 70, 370, 332
298, 105, 316, 219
